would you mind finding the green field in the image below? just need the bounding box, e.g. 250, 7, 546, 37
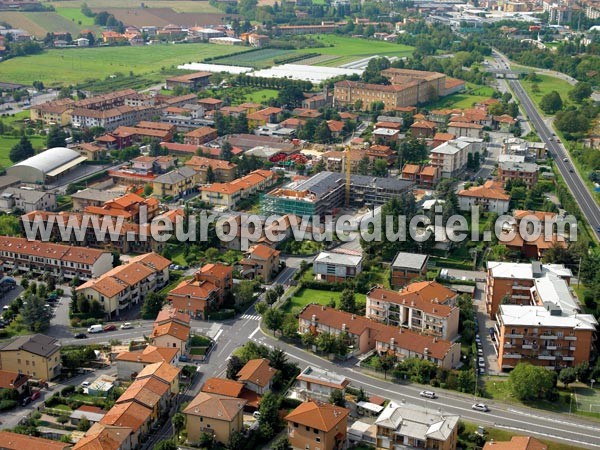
213, 48, 302, 69
426, 83, 495, 110
50, 0, 221, 13
53, 7, 98, 28
519, 73, 573, 115
244, 89, 279, 103
0, 135, 46, 170
297, 35, 414, 67
2, 11, 88, 38
0, 43, 251, 87
282, 288, 367, 313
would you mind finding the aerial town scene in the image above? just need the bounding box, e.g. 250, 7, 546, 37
0, 0, 599, 449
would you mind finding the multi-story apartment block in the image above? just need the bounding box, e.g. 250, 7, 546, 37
0, 236, 113, 281
76, 252, 170, 318
458, 180, 510, 214
30, 98, 75, 126
313, 251, 363, 283
366, 282, 459, 341
429, 136, 483, 178
285, 401, 349, 450
497, 160, 538, 189
390, 252, 428, 288
485, 261, 572, 318
0, 334, 61, 380
185, 156, 238, 183
153, 166, 199, 199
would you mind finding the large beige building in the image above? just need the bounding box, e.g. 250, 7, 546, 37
334, 69, 447, 111
183, 392, 246, 445
285, 401, 349, 450
0, 334, 61, 380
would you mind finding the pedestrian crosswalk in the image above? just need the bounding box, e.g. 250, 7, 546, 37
242, 314, 261, 321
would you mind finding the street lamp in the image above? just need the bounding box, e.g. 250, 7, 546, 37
591, 379, 596, 390
569, 393, 574, 415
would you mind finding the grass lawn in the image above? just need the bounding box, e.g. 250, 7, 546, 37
282, 288, 366, 313
519, 74, 573, 116
0, 135, 46, 170
462, 421, 589, 450
2, 11, 89, 38
297, 35, 414, 67
244, 89, 279, 103
427, 83, 495, 110
0, 111, 30, 126
0, 43, 251, 87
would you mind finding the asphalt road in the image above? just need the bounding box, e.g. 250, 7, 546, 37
492, 52, 600, 237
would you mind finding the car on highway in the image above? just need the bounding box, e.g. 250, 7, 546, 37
88, 324, 103, 333
570, 169, 574, 173
472, 403, 489, 412
563, 157, 568, 162
103, 324, 116, 332
120, 322, 133, 330
74, 333, 88, 339
419, 391, 437, 399
596, 227, 600, 233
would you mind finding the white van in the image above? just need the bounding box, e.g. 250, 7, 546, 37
87, 324, 103, 333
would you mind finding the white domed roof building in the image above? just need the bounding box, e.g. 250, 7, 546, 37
7, 147, 87, 184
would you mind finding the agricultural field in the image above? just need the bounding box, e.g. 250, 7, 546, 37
213, 48, 301, 69
2, 11, 87, 38
297, 35, 414, 67
50, 0, 222, 13
0, 43, 251, 87
53, 6, 99, 28
88, 7, 234, 27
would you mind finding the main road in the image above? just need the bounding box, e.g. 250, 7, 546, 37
491, 51, 600, 237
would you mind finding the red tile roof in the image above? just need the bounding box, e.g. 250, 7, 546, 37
236, 358, 276, 388
284, 401, 349, 432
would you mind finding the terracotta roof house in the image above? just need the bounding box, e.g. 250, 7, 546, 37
72, 423, 133, 450
410, 120, 436, 138
239, 244, 280, 282
458, 180, 510, 214
150, 319, 190, 357
115, 345, 178, 380
285, 401, 349, 450
100, 401, 153, 448
483, 436, 548, 450
0, 431, 71, 450
0, 370, 29, 393
366, 282, 460, 340
136, 361, 181, 394
201, 377, 245, 397
236, 358, 276, 394
183, 393, 246, 445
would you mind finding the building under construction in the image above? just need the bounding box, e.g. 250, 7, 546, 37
261, 171, 414, 217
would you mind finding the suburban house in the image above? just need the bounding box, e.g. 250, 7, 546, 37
183, 392, 246, 445
313, 251, 363, 283
115, 375, 171, 420
447, 121, 483, 138
482, 436, 548, 450
366, 282, 460, 341
0, 370, 29, 394
236, 358, 276, 395
375, 402, 459, 450
115, 346, 179, 380
239, 244, 280, 282
390, 252, 429, 289
150, 316, 190, 357
72, 423, 134, 450
0, 431, 72, 450
285, 401, 349, 450
184, 127, 218, 146
136, 361, 181, 395
167, 272, 220, 320
497, 160, 539, 189
0, 187, 56, 213
99, 400, 153, 448
292, 366, 350, 402
165, 72, 211, 90
0, 334, 61, 380
185, 156, 238, 183
76, 252, 171, 319
457, 180, 510, 214
69, 405, 107, 426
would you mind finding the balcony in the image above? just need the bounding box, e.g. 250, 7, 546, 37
538, 355, 556, 360
522, 344, 533, 350
562, 356, 575, 361
565, 336, 577, 341
546, 345, 558, 350
503, 353, 522, 359
569, 346, 576, 351
505, 333, 524, 338
540, 335, 558, 340
503, 343, 513, 349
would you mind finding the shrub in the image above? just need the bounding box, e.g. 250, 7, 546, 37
208, 309, 235, 320
0, 399, 17, 410
61, 385, 75, 396
57, 416, 69, 424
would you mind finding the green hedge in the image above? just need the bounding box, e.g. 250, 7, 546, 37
300, 280, 347, 292
207, 309, 235, 320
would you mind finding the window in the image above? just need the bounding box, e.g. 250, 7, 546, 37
306, 426, 310, 431
316, 437, 321, 443
293, 423, 298, 428
314, 428, 319, 434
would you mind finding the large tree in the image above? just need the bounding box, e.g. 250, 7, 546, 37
568, 82, 592, 103
509, 363, 557, 401
46, 125, 67, 148
21, 292, 52, 332
9, 135, 34, 163
141, 292, 165, 319
539, 91, 563, 114
339, 289, 356, 313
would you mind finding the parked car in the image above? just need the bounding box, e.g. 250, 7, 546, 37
74, 333, 88, 339
419, 391, 437, 399
30, 391, 41, 401
477, 348, 484, 357
87, 324, 103, 333
120, 322, 133, 330
103, 324, 116, 332
478, 357, 485, 368
81, 381, 90, 388
472, 403, 489, 412
178, 355, 189, 362
21, 397, 31, 406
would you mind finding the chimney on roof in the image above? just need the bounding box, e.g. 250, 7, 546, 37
342, 323, 346, 331
390, 337, 395, 346
312, 314, 316, 322
434, 337, 438, 343
351, 314, 356, 320
322, 305, 325, 311
424, 347, 429, 354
